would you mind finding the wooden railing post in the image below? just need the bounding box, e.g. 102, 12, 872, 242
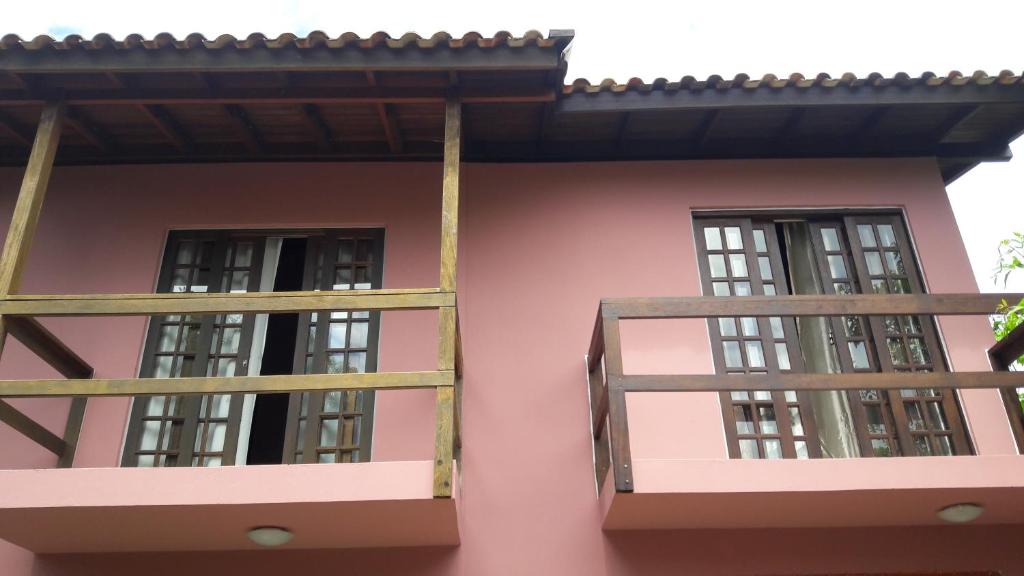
602, 312, 634, 492
433, 91, 461, 498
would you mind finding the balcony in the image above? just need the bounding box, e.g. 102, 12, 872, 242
586, 293, 1024, 530
0, 98, 467, 552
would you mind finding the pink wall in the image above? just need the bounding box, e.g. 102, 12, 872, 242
0, 158, 1020, 575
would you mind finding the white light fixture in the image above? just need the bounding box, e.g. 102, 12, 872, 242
936, 503, 984, 524
247, 526, 294, 547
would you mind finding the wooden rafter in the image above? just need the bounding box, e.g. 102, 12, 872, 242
300, 103, 334, 151
365, 72, 404, 153
691, 109, 719, 152
223, 104, 263, 153
136, 104, 192, 152
64, 106, 113, 152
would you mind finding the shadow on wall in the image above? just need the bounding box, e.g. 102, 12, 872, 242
32, 546, 458, 576
601, 525, 1023, 576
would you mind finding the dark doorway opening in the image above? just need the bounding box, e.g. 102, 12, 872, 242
246, 237, 307, 465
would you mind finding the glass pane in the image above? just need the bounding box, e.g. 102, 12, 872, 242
181, 325, 199, 352
324, 391, 342, 413
871, 438, 893, 457
203, 456, 223, 467
834, 282, 852, 294
318, 452, 337, 463
775, 343, 791, 370
827, 255, 847, 279
215, 358, 236, 377
234, 242, 253, 267
718, 317, 737, 337
883, 316, 901, 335
206, 422, 226, 451
888, 338, 909, 366
871, 279, 888, 294
724, 227, 743, 250
723, 341, 743, 368
708, 255, 727, 278
857, 225, 876, 248
890, 278, 910, 293
730, 391, 750, 402
334, 268, 353, 290
908, 338, 931, 365
739, 439, 760, 459
762, 284, 776, 295
704, 227, 723, 251
788, 406, 804, 435
734, 282, 751, 296
355, 240, 374, 262
927, 401, 950, 430
152, 355, 173, 378
903, 316, 923, 334
843, 316, 863, 337
347, 351, 367, 373
935, 435, 954, 456
753, 390, 772, 401
209, 394, 230, 418
906, 402, 926, 431
849, 341, 870, 369
712, 282, 730, 296
136, 454, 156, 467
758, 257, 773, 280
170, 269, 190, 293
866, 405, 887, 434
328, 323, 348, 349
795, 440, 809, 459
740, 317, 759, 337
865, 251, 884, 275
745, 341, 765, 368
729, 254, 748, 277
326, 353, 345, 374
228, 271, 249, 293
763, 439, 783, 460
752, 229, 768, 253
769, 317, 785, 339
145, 396, 166, 417
884, 251, 905, 275
140, 420, 161, 450
176, 241, 196, 264
338, 240, 355, 263
320, 418, 338, 447
349, 322, 369, 348
913, 435, 933, 456
784, 390, 798, 403
734, 405, 755, 434
157, 325, 179, 352
877, 224, 897, 247
758, 405, 778, 434
820, 228, 841, 251
220, 327, 241, 354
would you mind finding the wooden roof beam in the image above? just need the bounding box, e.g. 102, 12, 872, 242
136, 104, 192, 153
937, 104, 981, 141
365, 72, 403, 153
300, 103, 334, 151
63, 106, 114, 152
691, 109, 719, 153
223, 104, 264, 154
0, 109, 33, 146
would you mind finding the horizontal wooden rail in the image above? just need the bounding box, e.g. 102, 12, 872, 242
0, 288, 453, 316
0, 370, 454, 398
615, 371, 1024, 392
989, 321, 1024, 368
602, 293, 1024, 319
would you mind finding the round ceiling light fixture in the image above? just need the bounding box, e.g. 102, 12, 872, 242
936, 503, 984, 524
246, 526, 294, 547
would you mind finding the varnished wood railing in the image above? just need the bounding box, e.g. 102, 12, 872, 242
586, 293, 1024, 493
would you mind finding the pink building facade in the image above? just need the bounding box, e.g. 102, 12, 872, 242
0, 30, 1022, 576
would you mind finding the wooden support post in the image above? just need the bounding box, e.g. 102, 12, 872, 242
57, 397, 86, 468
439, 93, 461, 292
602, 314, 634, 492
433, 93, 461, 498
0, 101, 63, 360
434, 306, 457, 498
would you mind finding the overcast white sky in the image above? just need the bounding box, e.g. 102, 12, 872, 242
6, 0, 1023, 290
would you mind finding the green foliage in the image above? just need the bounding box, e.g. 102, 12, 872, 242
992, 232, 1024, 370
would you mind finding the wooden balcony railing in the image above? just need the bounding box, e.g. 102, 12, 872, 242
586, 293, 1024, 493
0, 95, 466, 498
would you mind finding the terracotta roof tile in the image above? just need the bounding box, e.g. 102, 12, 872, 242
0, 30, 566, 51
562, 71, 1024, 94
